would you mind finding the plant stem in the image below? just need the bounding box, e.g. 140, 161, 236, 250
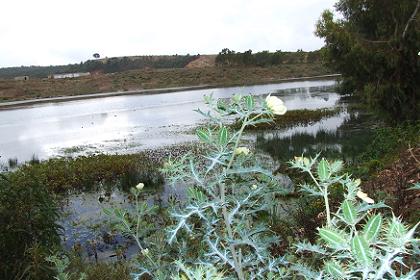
135, 194, 142, 249
308, 170, 331, 226
219, 117, 249, 280
374, 249, 400, 279
323, 185, 331, 226
227, 118, 248, 170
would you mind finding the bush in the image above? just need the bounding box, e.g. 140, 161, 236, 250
0, 174, 61, 280
8, 154, 164, 193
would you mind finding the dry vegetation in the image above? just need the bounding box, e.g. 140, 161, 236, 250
0, 62, 331, 102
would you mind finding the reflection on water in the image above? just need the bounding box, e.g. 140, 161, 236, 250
0, 80, 338, 164
255, 108, 379, 163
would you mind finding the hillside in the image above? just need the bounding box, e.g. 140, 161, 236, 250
0, 50, 331, 102
185, 55, 216, 68
0, 55, 199, 79
0, 64, 332, 102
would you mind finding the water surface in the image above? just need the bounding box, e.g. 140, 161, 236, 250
0, 80, 337, 165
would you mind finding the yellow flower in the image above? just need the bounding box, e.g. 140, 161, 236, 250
136, 182, 144, 190
234, 147, 250, 156
141, 248, 149, 255
251, 184, 258, 190
266, 95, 287, 115
294, 156, 310, 166
356, 190, 374, 204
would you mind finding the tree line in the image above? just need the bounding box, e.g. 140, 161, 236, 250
215, 49, 322, 67
0, 54, 199, 79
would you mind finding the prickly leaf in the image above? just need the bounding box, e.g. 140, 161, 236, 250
351, 234, 371, 267
317, 159, 330, 181
318, 228, 347, 249
341, 200, 357, 225
363, 214, 382, 242
218, 126, 228, 146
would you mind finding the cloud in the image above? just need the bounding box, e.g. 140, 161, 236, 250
0, 0, 336, 67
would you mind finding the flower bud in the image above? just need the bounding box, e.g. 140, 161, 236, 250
136, 182, 144, 190
356, 190, 374, 204
234, 147, 250, 156
266, 95, 287, 115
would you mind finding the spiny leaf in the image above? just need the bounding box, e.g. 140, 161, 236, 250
341, 199, 357, 225
351, 234, 371, 267
364, 214, 382, 242
196, 128, 211, 143
318, 228, 347, 249
317, 158, 330, 181
249, 118, 273, 126
387, 217, 408, 240
329, 160, 343, 174
245, 95, 255, 110
300, 184, 323, 197
187, 187, 207, 203
218, 126, 228, 146
408, 183, 420, 190
324, 261, 346, 279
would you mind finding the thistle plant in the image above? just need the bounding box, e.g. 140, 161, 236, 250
98, 94, 418, 280
290, 156, 419, 279
162, 94, 290, 279
104, 183, 164, 278
46, 254, 86, 280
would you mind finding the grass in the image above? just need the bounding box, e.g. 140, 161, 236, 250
0, 63, 332, 102
7, 153, 164, 193
348, 121, 420, 178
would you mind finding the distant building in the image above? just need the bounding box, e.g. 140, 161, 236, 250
52, 72, 90, 79
14, 76, 29, 81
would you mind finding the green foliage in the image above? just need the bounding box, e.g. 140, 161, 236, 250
350, 121, 420, 178
0, 55, 199, 78
46, 254, 85, 280
0, 174, 61, 280
316, 0, 420, 121
361, 122, 420, 163
8, 153, 163, 193
104, 186, 175, 278
162, 94, 292, 279
47, 253, 131, 280
96, 95, 418, 279
215, 48, 322, 67
172, 261, 226, 280
290, 157, 419, 279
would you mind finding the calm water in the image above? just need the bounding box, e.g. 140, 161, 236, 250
0, 79, 382, 261
0, 80, 337, 165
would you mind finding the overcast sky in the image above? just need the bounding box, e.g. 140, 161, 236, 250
0, 0, 337, 67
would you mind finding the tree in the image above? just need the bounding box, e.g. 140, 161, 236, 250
316, 0, 420, 121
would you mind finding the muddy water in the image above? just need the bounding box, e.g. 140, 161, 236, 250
0, 80, 336, 165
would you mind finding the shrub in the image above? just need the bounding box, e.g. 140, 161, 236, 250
0, 173, 61, 280
8, 154, 164, 193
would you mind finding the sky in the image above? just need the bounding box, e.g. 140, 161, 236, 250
0, 0, 337, 67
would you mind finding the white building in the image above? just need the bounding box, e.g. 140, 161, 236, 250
14, 76, 29, 81
52, 72, 90, 79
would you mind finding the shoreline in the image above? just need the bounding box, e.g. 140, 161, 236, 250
0, 73, 340, 110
